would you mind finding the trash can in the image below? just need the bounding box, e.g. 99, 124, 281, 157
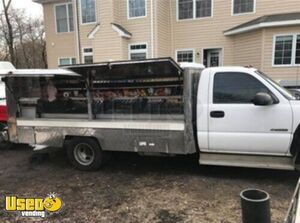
240, 188, 271, 223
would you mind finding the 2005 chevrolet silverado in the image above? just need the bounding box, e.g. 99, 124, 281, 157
1, 58, 300, 171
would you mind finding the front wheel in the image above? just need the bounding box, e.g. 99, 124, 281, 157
66, 137, 104, 171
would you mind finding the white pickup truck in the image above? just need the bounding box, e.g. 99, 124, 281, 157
2, 58, 300, 171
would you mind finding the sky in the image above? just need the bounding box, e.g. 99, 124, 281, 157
2, 0, 43, 18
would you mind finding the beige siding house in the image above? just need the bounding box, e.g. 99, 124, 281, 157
34, 0, 300, 81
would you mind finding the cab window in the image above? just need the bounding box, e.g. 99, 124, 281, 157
213, 72, 270, 104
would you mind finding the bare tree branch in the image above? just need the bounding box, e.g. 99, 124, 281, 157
0, 4, 47, 68
2, 0, 12, 11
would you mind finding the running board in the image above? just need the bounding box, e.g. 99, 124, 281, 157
199, 153, 295, 170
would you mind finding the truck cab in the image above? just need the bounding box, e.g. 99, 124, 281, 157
197, 66, 300, 169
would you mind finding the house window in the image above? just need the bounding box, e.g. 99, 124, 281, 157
81, 0, 96, 24
128, 0, 146, 18
178, 0, 212, 20
178, 0, 193, 20
196, 0, 212, 18
59, 58, 76, 66
129, 44, 147, 60
233, 0, 255, 14
177, 50, 194, 62
273, 34, 300, 66
83, 48, 94, 64
296, 35, 300, 64
55, 3, 74, 33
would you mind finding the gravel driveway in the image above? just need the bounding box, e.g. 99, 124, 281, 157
0, 145, 298, 223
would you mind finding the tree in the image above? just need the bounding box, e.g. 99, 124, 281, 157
14, 8, 30, 67
1, 0, 14, 64
0, 3, 47, 68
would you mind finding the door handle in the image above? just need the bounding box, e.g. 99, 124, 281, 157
210, 111, 225, 118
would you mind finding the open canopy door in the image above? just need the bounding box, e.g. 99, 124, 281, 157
0, 69, 80, 78
63, 58, 183, 80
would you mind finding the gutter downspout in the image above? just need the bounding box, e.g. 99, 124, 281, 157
74, 0, 82, 63
154, 0, 158, 57
150, 0, 154, 58
169, 0, 174, 59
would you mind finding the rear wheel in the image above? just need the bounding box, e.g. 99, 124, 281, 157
66, 137, 104, 171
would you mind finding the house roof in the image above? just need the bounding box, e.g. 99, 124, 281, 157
111, 23, 132, 38
87, 23, 101, 39
224, 12, 300, 36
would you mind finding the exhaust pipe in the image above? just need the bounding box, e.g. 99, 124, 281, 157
240, 188, 271, 223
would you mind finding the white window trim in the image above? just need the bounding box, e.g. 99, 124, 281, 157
272, 33, 300, 67
128, 43, 148, 60
127, 0, 147, 20
231, 0, 256, 16
82, 47, 94, 63
58, 57, 76, 66
201, 47, 224, 66
54, 2, 74, 34
175, 49, 195, 63
176, 0, 213, 22
79, 0, 97, 25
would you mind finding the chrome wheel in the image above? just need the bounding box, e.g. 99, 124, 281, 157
73, 143, 95, 166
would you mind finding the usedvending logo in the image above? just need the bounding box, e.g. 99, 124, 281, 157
5, 193, 62, 218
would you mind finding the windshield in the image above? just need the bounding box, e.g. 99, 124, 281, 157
255, 70, 296, 100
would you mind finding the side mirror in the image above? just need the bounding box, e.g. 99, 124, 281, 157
253, 92, 274, 106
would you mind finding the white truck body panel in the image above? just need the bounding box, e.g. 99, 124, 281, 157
291, 100, 300, 132
196, 68, 210, 150
0, 61, 16, 70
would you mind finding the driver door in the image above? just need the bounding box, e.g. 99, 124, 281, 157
208, 71, 293, 155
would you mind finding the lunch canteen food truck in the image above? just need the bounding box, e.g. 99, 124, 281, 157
1, 58, 300, 171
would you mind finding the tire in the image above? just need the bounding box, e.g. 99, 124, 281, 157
66, 137, 104, 171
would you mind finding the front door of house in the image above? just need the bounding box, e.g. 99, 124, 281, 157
205, 49, 222, 67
